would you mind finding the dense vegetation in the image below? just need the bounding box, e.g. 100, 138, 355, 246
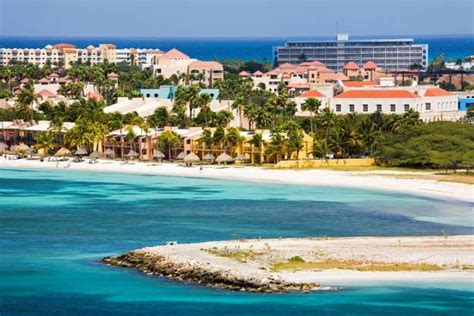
1, 62, 473, 169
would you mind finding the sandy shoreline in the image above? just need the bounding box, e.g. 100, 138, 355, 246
104, 236, 474, 292
1, 157, 472, 203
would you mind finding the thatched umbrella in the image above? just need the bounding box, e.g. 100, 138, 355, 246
234, 154, 248, 162
203, 153, 215, 162
75, 148, 88, 156
184, 152, 200, 167
0, 142, 7, 153
15, 143, 30, 156
55, 147, 72, 157
153, 150, 165, 161
89, 151, 100, 159
176, 151, 186, 160
126, 150, 139, 159
104, 148, 115, 158
216, 152, 234, 164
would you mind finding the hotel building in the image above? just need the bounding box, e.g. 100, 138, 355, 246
274, 34, 428, 72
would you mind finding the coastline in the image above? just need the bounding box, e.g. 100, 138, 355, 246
1, 157, 472, 203
103, 236, 474, 293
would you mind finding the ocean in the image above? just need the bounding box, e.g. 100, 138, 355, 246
0, 35, 473, 62
0, 168, 473, 315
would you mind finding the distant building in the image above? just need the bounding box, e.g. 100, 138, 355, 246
274, 34, 428, 72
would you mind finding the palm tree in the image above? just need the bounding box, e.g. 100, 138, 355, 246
225, 127, 243, 155
156, 130, 181, 160
215, 111, 234, 128
200, 129, 213, 154
16, 83, 38, 121
212, 127, 226, 151
265, 133, 286, 163
195, 93, 212, 126
232, 95, 246, 129
34, 131, 56, 156
250, 133, 263, 163
148, 107, 170, 132
303, 98, 321, 134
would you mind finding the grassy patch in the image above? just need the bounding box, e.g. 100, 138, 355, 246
204, 247, 269, 263
271, 259, 443, 272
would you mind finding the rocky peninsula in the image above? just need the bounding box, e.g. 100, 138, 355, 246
103, 235, 474, 293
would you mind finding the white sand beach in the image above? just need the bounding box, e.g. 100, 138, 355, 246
106, 236, 474, 290
1, 157, 472, 203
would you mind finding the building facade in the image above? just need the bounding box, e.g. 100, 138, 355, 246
274, 34, 428, 72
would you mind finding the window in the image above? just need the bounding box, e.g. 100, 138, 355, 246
404, 104, 409, 112
146, 93, 150, 97
376, 104, 382, 112
154, 93, 159, 97
336, 104, 341, 112
363, 104, 368, 112
425, 103, 431, 110
349, 104, 355, 112
390, 104, 396, 112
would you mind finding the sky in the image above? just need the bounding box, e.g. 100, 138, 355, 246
1, 0, 473, 38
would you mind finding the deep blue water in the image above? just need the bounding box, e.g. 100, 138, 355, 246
0, 167, 473, 315
1, 35, 473, 62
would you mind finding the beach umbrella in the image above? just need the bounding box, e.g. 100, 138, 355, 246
126, 150, 139, 159
0, 142, 8, 153
75, 148, 88, 156
55, 147, 72, 157
104, 148, 115, 158
89, 151, 100, 159
176, 152, 186, 160
184, 152, 200, 163
153, 150, 165, 160
216, 152, 234, 164
14, 143, 30, 155
234, 154, 248, 162
203, 153, 215, 161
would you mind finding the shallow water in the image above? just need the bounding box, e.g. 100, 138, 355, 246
0, 168, 473, 315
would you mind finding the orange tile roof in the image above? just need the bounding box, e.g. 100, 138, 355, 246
164, 48, 189, 59
279, 62, 296, 68
239, 71, 249, 76
288, 82, 310, 89
107, 72, 119, 78
335, 89, 418, 99
300, 61, 325, 67
38, 77, 50, 84
299, 90, 325, 98
424, 88, 452, 97
343, 61, 360, 70
190, 60, 222, 68
342, 80, 378, 87
37, 89, 56, 98
252, 70, 263, 76
54, 43, 76, 49
333, 73, 348, 81
363, 61, 377, 70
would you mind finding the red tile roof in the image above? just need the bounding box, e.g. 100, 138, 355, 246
189, 60, 222, 68
335, 89, 418, 99
279, 63, 295, 68
288, 82, 310, 89
424, 88, 452, 97
333, 73, 348, 81
20, 78, 30, 84
299, 90, 325, 98
300, 61, 325, 67
54, 43, 76, 49
107, 72, 119, 78
363, 61, 377, 70
38, 77, 50, 84
239, 71, 249, 76
87, 91, 103, 101
343, 61, 360, 70
164, 48, 189, 59
342, 80, 378, 87
37, 89, 56, 98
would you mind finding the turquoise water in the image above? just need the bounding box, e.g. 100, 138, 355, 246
0, 168, 473, 315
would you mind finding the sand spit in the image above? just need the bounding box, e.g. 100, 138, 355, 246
103, 235, 474, 293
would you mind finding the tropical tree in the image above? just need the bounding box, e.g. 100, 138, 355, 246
16, 83, 39, 121
303, 98, 321, 134
155, 130, 182, 160
34, 131, 56, 156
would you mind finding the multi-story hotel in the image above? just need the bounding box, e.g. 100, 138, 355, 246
274, 34, 428, 72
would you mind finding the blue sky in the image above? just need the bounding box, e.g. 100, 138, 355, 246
1, 0, 473, 37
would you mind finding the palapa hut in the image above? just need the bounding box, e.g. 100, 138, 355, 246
0, 142, 8, 153
126, 150, 139, 160
184, 152, 200, 167
75, 148, 88, 156
153, 150, 165, 162
216, 152, 233, 164
104, 148, 115, 158
203, 153, 215, 163
55, 147, 72, 158
234, 154, 248, 162
176, 152, 186, 160
15, 143, 31, 157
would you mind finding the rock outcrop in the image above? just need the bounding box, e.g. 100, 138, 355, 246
102, 251, 321, 293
